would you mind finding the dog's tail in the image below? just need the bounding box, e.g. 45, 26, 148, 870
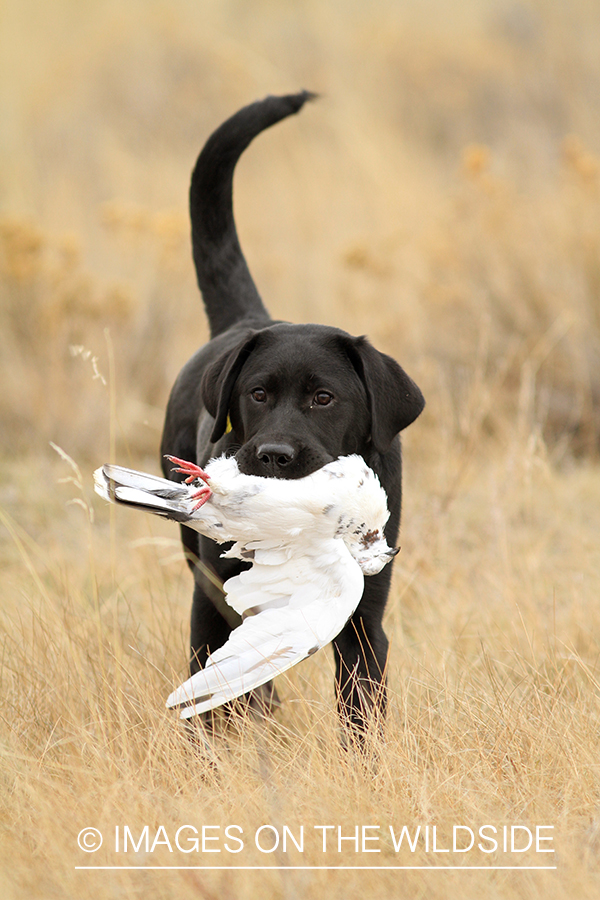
190, 91, 317, 338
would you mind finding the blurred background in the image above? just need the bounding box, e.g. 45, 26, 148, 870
1, 0, 599, 467
2, 5, 600, 897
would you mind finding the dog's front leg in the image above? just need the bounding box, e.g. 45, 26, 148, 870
332, 571, 390, 741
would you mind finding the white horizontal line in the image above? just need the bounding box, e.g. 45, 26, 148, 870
75, 865, 557, 871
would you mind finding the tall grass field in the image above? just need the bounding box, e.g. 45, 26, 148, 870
1, 1, 600, 897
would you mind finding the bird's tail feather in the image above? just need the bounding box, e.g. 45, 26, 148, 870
94, 465, 192, 524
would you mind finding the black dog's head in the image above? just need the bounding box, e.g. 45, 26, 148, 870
201, 322, 425, 479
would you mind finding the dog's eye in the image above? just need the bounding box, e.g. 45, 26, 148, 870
251, 388, 267, 403
313, 391, 334, 407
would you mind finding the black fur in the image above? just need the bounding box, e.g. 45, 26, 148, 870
160, 92, 424, 732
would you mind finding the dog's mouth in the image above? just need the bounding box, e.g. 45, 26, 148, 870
234, 442, 334, 480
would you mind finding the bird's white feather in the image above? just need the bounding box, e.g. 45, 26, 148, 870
93, 454, 396, 717
168, 539, 360, 717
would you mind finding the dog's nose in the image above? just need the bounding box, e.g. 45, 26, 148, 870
256, 442, 296, 469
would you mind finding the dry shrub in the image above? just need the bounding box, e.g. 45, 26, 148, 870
0, 209, 203, 461
415, 141, 600, 458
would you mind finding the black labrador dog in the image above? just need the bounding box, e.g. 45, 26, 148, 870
160, 92, 424, 733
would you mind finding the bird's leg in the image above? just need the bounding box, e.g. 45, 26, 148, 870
190, 485, 212, 510
164, 455, 212, 509
165, 454, 211, 483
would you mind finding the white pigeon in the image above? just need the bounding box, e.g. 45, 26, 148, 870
93, 453, 397, 718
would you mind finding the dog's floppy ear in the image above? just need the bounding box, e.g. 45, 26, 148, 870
201, 332, 260, 443
340, 335, 425, 453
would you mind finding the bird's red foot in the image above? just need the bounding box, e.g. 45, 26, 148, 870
164, 455, 213, 509
165, 455, 210, 484
190, 485, 212, 510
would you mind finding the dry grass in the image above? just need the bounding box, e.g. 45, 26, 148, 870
1, 1, 600, 897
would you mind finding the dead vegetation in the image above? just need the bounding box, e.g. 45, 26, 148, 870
1, 1, 599, 897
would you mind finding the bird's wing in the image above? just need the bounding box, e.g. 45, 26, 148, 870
166, 607, 324, 718
222, 539, 358, 616
224, 571, 325, 618
167, 543, 365, 718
